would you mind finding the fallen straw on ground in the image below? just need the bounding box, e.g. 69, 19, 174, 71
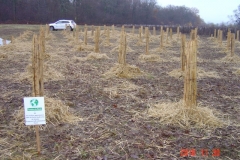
221, 54, 240, 63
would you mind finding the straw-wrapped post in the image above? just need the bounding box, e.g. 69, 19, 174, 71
184, 40, 197, 107
214, 29, 216, 39
145, 27, 149, 55
227, 31, 231, 51
160, 29, 164, 49
118, 32, 127, 65
132, 25, 135, 35
177, 26, 180, 37
181, 34, 186, 71
237, 30, 239, 41
231, 33, 235, 57
94, 27, 100, 53
91, 25, 94, 37
112, 25, 115, 35
170, 28, 173, 39
84, 25, 88, 45
166, 28, 169, 43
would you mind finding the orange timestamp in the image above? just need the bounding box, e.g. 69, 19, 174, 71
180, 148, 220, 157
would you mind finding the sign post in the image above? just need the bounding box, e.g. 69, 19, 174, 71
24, 97, 46, 153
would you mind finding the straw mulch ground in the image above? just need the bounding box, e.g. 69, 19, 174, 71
0, 25, 239, 159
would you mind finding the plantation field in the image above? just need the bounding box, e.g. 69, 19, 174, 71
0, 24, 240, 159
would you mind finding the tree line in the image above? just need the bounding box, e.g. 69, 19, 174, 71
0, 0, 205, 26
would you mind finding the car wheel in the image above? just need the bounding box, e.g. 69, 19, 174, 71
50, 26, 54, 31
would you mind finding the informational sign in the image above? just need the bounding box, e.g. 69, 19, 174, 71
24, 97, 46, 125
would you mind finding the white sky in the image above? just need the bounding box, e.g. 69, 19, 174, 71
157, 0, 239, 24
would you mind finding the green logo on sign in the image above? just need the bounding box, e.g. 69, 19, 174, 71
30, 99, 39, 107
28, 99, 42, 111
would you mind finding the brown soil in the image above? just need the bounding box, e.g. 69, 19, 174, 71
0, 25, 239, 159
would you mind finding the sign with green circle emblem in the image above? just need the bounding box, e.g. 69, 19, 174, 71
24, 97, 46, 125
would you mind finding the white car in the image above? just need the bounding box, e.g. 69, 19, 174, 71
49, 20, 76, 31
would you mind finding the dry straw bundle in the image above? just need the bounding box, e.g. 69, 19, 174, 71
147, 100, 223, 128
103, 80, 141, 99
104, 63, 142, 79
138, 54, 161, 62
221, 54, 240, 62
168, 68, 220, 79
75, 52, 109, 61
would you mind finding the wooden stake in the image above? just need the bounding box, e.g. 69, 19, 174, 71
138, 28, 142, 43
75, 25, 79, 43
121, 25, 125, 33
177, 26, 180, 37
237, 30, 239, 41
227, 31, 231, 51
11, 36, 14, 43
214, 29, 216, 39
166, 28, 169, 44
32, 32, 44, 154
231, 33, 235, 57
219, 30, 223, 47
107, 27, 110, 45
145, 27, 149, 55
170, 28, 172, 39
123, 33, 127, 65
3, 39, 6, 45
104, 25, 106, 35
84, 25, 88, 45
112, 25, 115, 35
94, 27, 100, 53
119, 32, 127, 65
160, 30, 164, 49
153, 27, 156, 36
132, 25, 135, 35
91, 25, 94, 37
181, 34, 186, 71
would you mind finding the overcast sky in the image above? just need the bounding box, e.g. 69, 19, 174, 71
157, 0, 239, 24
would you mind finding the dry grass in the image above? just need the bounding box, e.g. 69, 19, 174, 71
77, 44, 94, 52
138, 54, 162, 62
75, 52, 110, 61
147, 100, 224, 128
103, 80, 141, 99
14, 97, 82, 127
168, 69, 183, 78
221, 54, 240, 63
103, 63, 142, 78
234, 69, 240, 75
168, 68, 220, 79
0, 53, 8, 59
110, 45, 134, 53
18, 63, 65, 82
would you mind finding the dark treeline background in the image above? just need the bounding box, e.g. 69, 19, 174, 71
0, 0, 205, 26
